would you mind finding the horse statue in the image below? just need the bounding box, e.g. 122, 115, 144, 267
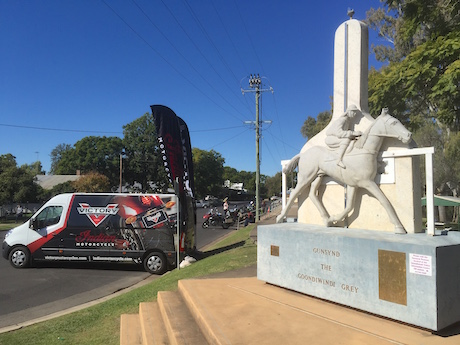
276, 109, 412, 234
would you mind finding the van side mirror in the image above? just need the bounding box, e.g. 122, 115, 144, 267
29, 217, 38, 230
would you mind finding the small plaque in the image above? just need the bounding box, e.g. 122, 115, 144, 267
409, 253, 432, 276
270, 245, 279, 257
378, 249, 407, 305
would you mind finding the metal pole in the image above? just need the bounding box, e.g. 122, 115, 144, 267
174, 178, 181, 269
242, 74, 273, 222
255, 84, 260, 222
281, 160, 289, 209
119, 154, 122, 193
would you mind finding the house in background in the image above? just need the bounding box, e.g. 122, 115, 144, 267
35, 174, 82, 190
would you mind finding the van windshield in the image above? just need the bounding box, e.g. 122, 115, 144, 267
36, 206, 63, 228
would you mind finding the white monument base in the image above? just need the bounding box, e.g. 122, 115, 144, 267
257, 223, 460, 331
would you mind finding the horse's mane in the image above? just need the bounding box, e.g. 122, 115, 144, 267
354, 114, 382, 149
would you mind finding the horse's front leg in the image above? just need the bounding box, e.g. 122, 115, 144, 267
309, 175, 331, 226
329, 185, 357, 224
362, 181, 406, 234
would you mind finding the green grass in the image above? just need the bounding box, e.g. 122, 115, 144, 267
0, 215, 32, 231
0, 222, 19, 231
0, 224, 257, 345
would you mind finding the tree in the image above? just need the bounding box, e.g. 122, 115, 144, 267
264, 171, 297, 198
72, 172, 111, 193
366, 1, 460, 131
223, 166, 240, 184
52, 136, 123, 188
368, 34, 460, 131
24, 161, 45, 176
412, 121, 447, 188
366, 0, 459, 63
74, 136, 123, 187
14, 165, 43, 203
0, 154, 19, 204
0, 154, 44, 204
366, 0, 460, 201
264, 173, 282, 198
366, 1, 460, 200
123, 113, 169, 192
300, 111, 332, 139
192, 148, 224, 198
237, 170, 256, 195
50, 143, 72, 174
48, 181, 76, 197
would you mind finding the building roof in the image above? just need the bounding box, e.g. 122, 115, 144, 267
35, 175, 82, 190
421, 195, 460, 207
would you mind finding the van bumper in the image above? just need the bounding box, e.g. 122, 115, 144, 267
2, 241, 11, 260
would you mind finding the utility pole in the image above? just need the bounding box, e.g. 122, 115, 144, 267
119, 153, 123, 193
242, 74, 273, 222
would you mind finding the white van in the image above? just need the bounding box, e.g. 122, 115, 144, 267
2, 193, 194, 274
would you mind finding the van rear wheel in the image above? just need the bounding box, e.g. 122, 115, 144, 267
143, 251, 167, 275
9, 246, 30, 268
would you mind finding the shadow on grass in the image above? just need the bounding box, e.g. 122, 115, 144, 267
190, 241, 246, 261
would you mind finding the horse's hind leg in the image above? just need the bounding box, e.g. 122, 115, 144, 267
309, 175, 331, 226
276, 154, 320, 223
276, 182, 309, 223
329, 185, 357, 224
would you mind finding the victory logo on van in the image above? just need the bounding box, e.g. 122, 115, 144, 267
77, 203, 119, 227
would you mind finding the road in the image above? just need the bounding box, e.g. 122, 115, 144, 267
0, 202, 246, 329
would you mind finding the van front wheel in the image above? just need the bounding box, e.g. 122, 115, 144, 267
9, 246, 31, 269
143, 251, 167, 275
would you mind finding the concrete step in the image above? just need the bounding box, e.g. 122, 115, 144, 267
139, 302, 168, 345
120, 314, 142, 345
122, 275, 460, 344
121, 297, 208, 345
157, 290, 208, 345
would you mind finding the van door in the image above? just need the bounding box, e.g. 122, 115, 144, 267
30, 205, 66, 259
64, 195, 118, 259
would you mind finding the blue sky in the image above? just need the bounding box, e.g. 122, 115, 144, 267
1, 0, 387, 177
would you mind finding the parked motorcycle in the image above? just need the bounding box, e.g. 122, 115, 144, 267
202, 208, 224, 228
222, 206, 241, 229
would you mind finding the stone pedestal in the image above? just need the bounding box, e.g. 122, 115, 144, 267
258, 223, 460, 331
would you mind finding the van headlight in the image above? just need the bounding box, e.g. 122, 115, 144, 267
4, 229, 13, 239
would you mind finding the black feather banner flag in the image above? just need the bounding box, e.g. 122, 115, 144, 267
151, 104, 196, 253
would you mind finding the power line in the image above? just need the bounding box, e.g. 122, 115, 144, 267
209, 1, 249, 75
131, 0, 250, 120
266, 79, 288, 157
206, 127, 252, 150
0, 122, 247, 136
264, 127, 299, 151
183, 0, 240, 85
0, 123, 122, 135
158, 0, 248, 120
262, 134, 277, 170
233, 0, 266, 76
190, 125, 246, 133
101, 0, 245, 123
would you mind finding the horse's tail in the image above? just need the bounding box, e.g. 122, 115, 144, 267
283, 154, 301, 173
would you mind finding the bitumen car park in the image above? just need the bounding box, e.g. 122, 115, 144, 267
195, 199, 210, 208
